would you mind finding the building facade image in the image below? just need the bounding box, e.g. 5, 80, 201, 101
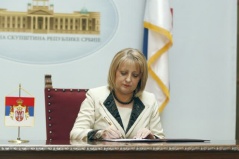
0, 0, 100, 34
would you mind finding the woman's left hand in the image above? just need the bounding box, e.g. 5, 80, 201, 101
134, 128, 155, 139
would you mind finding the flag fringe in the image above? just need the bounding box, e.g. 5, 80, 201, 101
144, 21, 173, 44
146, 22, 173, 113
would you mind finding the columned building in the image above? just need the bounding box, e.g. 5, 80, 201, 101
0, 0, 100, 34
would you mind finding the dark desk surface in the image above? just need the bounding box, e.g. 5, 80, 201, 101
0, 140, 238, 159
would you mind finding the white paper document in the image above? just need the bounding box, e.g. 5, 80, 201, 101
102, 138, 210, 142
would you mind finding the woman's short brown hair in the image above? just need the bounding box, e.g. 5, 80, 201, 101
108, 48, 148, 97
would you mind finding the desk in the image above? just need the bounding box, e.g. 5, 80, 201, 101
0, 140, 238, 159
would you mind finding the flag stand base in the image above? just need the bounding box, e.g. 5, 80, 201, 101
8, 138, 29, 144
8, 126, 29, 144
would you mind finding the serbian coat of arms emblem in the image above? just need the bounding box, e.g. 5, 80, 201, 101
5, 97, 35, 127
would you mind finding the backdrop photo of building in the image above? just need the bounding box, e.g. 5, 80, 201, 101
0, 0, 100, 34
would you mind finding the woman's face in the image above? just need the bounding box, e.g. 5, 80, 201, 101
114, 60, 141, 96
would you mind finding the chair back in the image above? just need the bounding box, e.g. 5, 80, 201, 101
44, 75, 87, 141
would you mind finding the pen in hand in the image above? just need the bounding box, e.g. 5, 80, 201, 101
103, 116, 123, 139
103, 116, 112, 126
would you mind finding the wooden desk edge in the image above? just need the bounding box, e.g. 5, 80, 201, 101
0, 140, 238, 152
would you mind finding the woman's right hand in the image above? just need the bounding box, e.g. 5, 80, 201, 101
102, 125, 122, 139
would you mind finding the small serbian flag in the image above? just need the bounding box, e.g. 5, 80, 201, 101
5, 97, 35, 127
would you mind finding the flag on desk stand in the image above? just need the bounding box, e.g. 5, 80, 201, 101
5, 96, 35, 127
5, 85, 35, 127
143, 0, 173, 113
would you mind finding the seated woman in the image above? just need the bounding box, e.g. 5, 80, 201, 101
70, 48, 164, 140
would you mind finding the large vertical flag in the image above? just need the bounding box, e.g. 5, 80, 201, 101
143, 0, 173, 112
5, 97, 35, 127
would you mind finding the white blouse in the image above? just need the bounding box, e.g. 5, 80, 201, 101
117, 106, 132, 131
